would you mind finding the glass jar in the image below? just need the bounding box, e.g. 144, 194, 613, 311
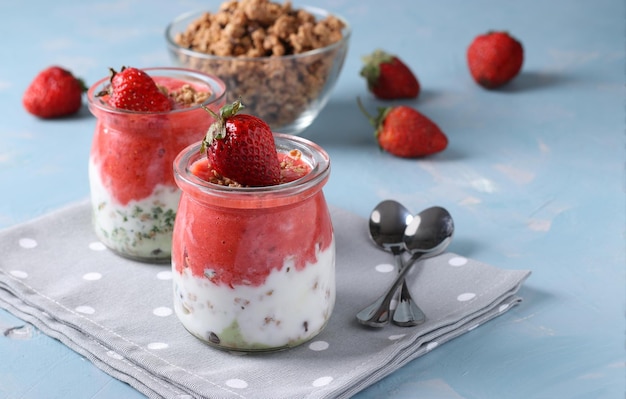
87, 68, 226, 263
172, 134, 335, 352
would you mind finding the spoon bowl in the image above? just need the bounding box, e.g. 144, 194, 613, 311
357, 206, 455, 328
404, 206, 454, 255
369, 200, 413, 256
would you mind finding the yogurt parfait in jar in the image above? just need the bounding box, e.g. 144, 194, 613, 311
172, 101, 335, 351
87, 67, 226, 262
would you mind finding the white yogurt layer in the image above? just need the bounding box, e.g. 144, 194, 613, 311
88, 160, 180, 261
173, 238, 336, 350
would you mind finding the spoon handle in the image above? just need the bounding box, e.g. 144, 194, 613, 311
393, 276, 426, 326
356, 252, 424, 327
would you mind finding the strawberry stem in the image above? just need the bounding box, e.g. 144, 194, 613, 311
356, 97, 391, 138
356, 97, 375, 125
220, 98, 244, 118
96, 67, 123, 98
200, 98, 245, 153
201, 104, 218, 119
360, 49, 394, 88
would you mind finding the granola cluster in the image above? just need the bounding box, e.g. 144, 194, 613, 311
162, 84, 211, 107
204, 168, 243, 187
280, 149, 308, 177
176, 0, 344, 57
172, 0, 347, 131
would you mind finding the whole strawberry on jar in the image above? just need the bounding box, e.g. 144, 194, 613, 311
86, 67, 226, 262
171, 100, 335, 351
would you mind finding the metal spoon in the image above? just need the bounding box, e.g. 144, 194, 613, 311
394, 206, 455, 326
357, 206, 454, 328
368, 200, 425, 326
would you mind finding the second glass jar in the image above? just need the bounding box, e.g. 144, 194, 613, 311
87, 67, 226, 263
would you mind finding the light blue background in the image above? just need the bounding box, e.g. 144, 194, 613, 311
0, 0, 624, 398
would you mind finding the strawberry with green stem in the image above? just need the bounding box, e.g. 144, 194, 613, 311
23, 66, 87, 118
360, 49, 420, 100
201, 99, 281, 187
358, 98, 447, 158
97, 66, 172, 112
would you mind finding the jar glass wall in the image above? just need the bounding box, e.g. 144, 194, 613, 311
87, 67, 226, 263
172, 135, 335, 351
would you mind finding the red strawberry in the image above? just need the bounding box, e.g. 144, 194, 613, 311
358, 98, 447, 158
201, 100, 281, 186
98, 67, 172, 112
467, 31, 524, 89
360, 49, 420, 100
23, 66, 86, 118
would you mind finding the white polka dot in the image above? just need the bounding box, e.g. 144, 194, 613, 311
106, 350, 124, 360
448, 256, 468, 267
89, 242, 106, 251
457, 292, 476, 302
156, 270, 173, 280
312, 376, 333, 387
75, 306, 95, 314
308, 341, 329, 351
83, 272, 102, 281
153, 307, 173, 317
426, 342, 438, 351
147, 342, 169, 350
19, 238, 37, 249
499, 303, 510, 312
467, 324, 480, 331
388, 334, 406, 341
225, 379, 248, 389
10, 270, 28, 279
375, 263, 394, 273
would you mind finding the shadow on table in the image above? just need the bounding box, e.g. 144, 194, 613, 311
304, 96, 371, 146
304, 96, 471, 163
501, 70, 571, 93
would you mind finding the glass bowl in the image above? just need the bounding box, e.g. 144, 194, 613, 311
165, 6, 351, 135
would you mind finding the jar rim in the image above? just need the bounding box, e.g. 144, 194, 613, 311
86, 67, 227, 116
173, 134, 331, 206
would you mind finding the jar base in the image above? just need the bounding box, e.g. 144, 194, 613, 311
103, 244, 172, 265
181, 319, 330, 353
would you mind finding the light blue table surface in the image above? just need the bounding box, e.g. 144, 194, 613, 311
1, 0, 624, 398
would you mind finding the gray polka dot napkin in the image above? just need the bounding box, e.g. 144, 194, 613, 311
0, 200, 530, 399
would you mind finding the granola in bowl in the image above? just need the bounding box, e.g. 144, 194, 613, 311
165, 0, 351, 135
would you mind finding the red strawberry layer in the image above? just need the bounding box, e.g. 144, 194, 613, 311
173, 153, 333, 288
91, 77, 220, 206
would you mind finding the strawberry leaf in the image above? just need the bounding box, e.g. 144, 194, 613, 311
200, 99, 245, 153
